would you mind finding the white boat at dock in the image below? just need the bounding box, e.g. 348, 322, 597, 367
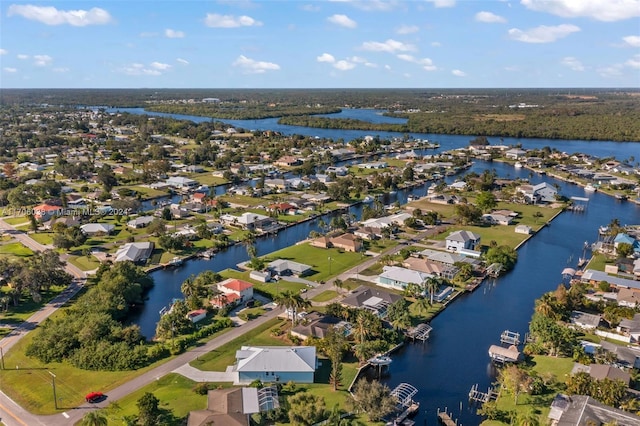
584, 183, 597, 192
166, 257, 183, 267
514, 162, 523, 169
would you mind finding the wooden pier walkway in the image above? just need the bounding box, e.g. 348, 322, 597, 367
436, 408, 458, 426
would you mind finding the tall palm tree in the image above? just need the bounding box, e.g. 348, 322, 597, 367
353, 310, 375, 345
81, 411, 108, 426
180, 275, 197, 299
423, 277, 441, 305
274, 290, 298, 324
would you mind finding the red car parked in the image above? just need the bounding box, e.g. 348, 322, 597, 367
85, 392, 103, 403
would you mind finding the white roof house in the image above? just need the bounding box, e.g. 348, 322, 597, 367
445, 230, 481, 252
378, 265, 432, 291
233, 346, 316, 385
114, 241, 154, 263
80, 223, 115, 235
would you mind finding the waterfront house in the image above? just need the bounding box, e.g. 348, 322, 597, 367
445, 230, 481, 252
598, 341, 640, 369
482, 213, 514, 226
581, 269, 640, 291
617, 288, 640, 308
515, 224, 533, 235
341, 286, 402, 317
570, 311, 602, 330
80, 223, 115, 236
232, 346, 316, 384
166, 176, 199, 190
217, 279, 254, 304
127, 216, 154, 229
267, 259, 312, 277
402, 257, 457, 280
274, 156, 302, 167
517, 182, 557, 204
572, 363, 631, 386
290, 312, 351, 341
378, 265, 432, 291
310, 233, 363, 252
249, 270, 271, 282
548, 394, 640, 426
505, 148, 527, 160
186, 309, 207, 323
114, 241, 154, 263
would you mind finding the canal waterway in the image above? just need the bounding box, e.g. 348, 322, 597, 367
117, 107, 640, 424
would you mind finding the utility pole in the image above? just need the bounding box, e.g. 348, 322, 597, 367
0, 346, 4, 370
48, 371, 58, 409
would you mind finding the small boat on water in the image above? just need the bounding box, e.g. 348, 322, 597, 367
167, 257, 183, 267
514, 162, 523, 168
369, 354, 393, 366
407, 194, 418, 202
584, 183, 597, 192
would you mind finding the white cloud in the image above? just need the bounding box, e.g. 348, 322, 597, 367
177, 58, 190, 65
597, 64, 623, 77
521, 0, 640, 22
232, 55, 280, 74
425, 0, 456, 8
397, 54, 437, 71
329, 0, 399, 12
623, 35, 640, 47
317, 53, 336, 63
334, 60, 356, 70
452, 69, 466, 77
361, 39, 416, 53
53, 67, 69, 73
301, 4, 321, 12
431, 41, 442, 47
7, 4, 112, 26
165, 29, 185, 38
561, 56, 584, 71
33, 54, 52, 67
384, 64, 392, 70
17, 54, 29, 60
396, 24, 419, 34
626, 54, 640, 69
508, 24, 580, 43
204, 14, 262, 28
150, 62, 171, 70
504, 65, 520, 72
475, 11, 507, 23
327, 14, 357, 28
0, 49, 7, 55
348, 56, 367, 63
3, 67, 17, 73
139, 32, 159, 38
120, 63, 162, 76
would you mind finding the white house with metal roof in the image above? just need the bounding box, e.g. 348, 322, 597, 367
378, 265, 432, 291
232, 346, 316, 385
445, 230, 481, 252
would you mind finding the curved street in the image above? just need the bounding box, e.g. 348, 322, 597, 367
0, 217, 445, 425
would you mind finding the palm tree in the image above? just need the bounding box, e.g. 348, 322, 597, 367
180, 275, 197, 299
423, 277, 441, 305
274, 290, 298, 324
534, 293, 557, 319
81, 411, 108, 426
353, 310, 374, 345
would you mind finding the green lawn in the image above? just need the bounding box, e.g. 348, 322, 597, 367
67, 254, 101, 271
3, 216, 28, 225
190, 318, 286, 372
0, 284, 69, 324
311, 290, 339, 303
586, 253, 610, 272
480, 355, 574, 425
238, 307, 266, 321
29, 232, 54, 245
0, 242, 34, 257
262, 243, 367, 282
219, 269, 307, 299
101, 373, 209, 426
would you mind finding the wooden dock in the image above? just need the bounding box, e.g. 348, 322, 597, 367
436, 408, 458, 426
500, 330, 520, 346
469, 384, 497, 404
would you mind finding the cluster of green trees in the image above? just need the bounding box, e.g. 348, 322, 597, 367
26, 262, 154, 370
0, 250, 72, 309
147, 103, 341, 120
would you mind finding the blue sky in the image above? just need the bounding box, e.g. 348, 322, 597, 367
1, 0, 639, 88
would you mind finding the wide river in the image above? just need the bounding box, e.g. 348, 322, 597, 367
112, 107, 640, 424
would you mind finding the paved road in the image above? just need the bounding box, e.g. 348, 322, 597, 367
0, 219, 87, 426
0, 224, 448, 425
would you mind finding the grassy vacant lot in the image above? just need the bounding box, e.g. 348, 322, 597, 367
0, 242, 34, 257
191, 318, 285, 372
0, 328, 171, 414
101, 373, 211, 426
66, 254, 101, 271
29, 232, 54, 246
481, 355, 574, 426
311, 290, 339, 303
262, 243, 366, 282
586, 253, 610, 272
3, 216, 28, 225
